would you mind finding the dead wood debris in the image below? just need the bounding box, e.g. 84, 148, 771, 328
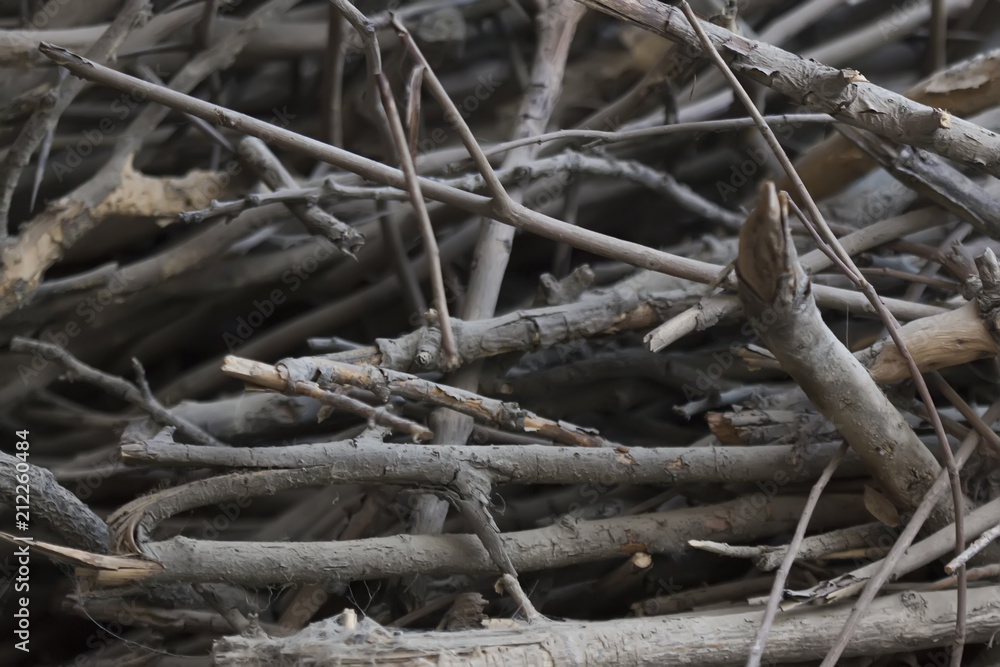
3, 0, 1000, 665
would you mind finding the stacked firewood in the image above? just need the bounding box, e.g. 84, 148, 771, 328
2, 0, 1000, 664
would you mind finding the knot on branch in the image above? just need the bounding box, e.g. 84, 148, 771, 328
802, 68, 867, 114
376, 325, 459, 373
275, 357, 319, 387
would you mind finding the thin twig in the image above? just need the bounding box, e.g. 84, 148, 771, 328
747, 440, 849, 667
9, 337, 226, 448
785, 196, 969, 664
475, 114, 834, 162
375, 73, 460, 370
683, 4, 970, 652
945, 521, 1000, 575
678, 1, 859, 281
389, 15, 513, 210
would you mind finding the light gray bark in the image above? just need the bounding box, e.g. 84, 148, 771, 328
212, 585, 1000, 666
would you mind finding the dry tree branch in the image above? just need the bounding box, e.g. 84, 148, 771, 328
100, 485, 865, 585
121, 428, 864, 484
0, 450, 108, 553
734, 185, 955, 529
222, 355, 614, 448
29, 44, 949, 331
10, 337, 225, 448
0, 0, 152, 232
211, 585, 1000, 666
0, 0, 306, 320
577, 0, 998, 178
781, 48, 1000, 202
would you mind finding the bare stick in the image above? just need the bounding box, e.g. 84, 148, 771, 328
678, 1, 858, 281
747, 440, 848, 667
10, 337, 226, 448
684, 4, 968, 654
375, 73, 460, 370
818, 400, 1000, 667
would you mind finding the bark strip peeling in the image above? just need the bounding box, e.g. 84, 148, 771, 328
576, 0, 1000, 180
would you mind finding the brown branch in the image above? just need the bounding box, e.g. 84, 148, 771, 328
102, 489, 865, 584
578, 0, 1000, 179
0, 0, 304, 320
735, 185, 954, 526
29, 45, 949, 331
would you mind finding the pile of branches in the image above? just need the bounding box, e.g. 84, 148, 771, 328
2, 0, 1000, 664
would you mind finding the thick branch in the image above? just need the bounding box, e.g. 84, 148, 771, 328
576, 0, 1000, 179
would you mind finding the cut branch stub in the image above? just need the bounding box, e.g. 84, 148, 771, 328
867, 301, 1000, 385
735, 182, 953, 525
736, 182, 792, 305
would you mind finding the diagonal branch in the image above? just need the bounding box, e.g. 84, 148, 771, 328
575, 0, 1000, 179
